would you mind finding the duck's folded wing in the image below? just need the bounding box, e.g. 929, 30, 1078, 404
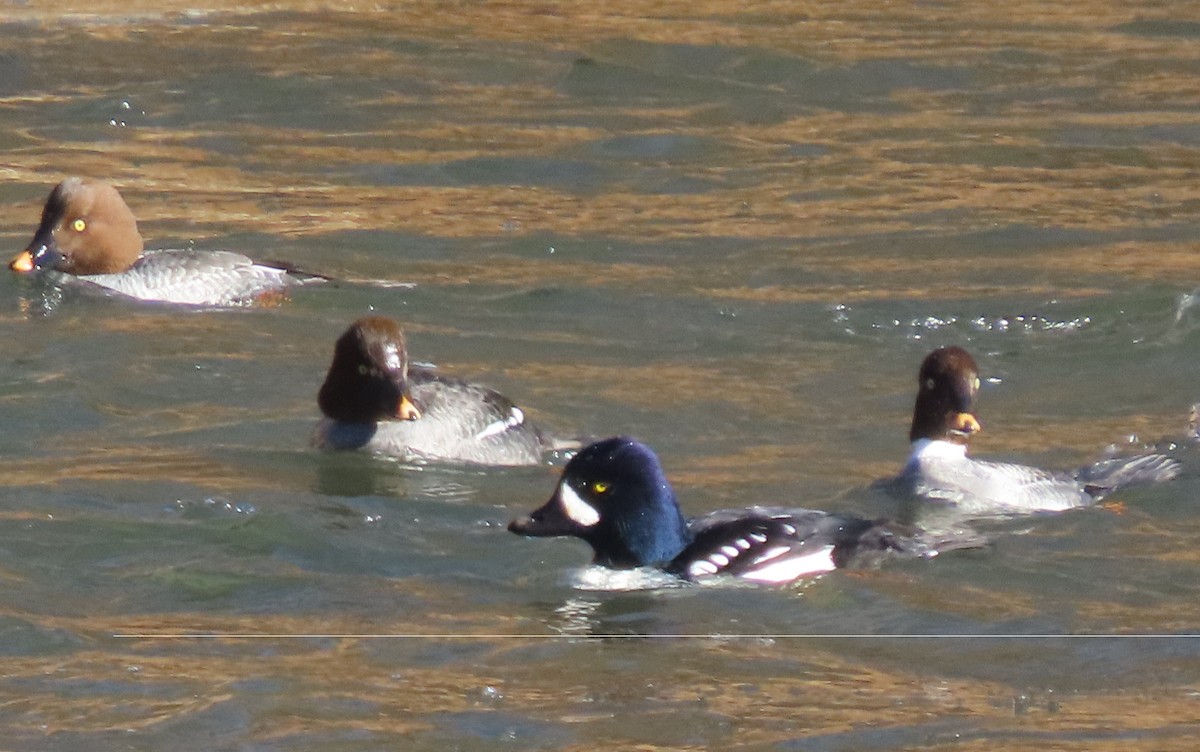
1073, 453, 1181, 499
409, 369, 540, 442
911, 455, 1091, 512
87, 250, 289, 305
673, 509, 878, 583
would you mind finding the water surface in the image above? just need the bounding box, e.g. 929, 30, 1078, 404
2, 1, 1200, 749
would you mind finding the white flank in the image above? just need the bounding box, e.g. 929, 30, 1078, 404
559, 483, 600, 527
740, 545, 837, 584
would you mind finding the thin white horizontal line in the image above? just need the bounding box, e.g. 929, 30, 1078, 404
111, 633, 1200, 639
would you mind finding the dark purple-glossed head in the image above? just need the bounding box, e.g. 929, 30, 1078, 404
908, 346, 982, 443
508, 436, 692, 569
10, 178, 144, 276
317, 316, 422, 424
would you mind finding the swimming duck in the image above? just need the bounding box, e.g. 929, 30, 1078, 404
893, 345, 1179, 515
9, 178, 318, 306
510, 436, 978, 584
313, 315, 565, 466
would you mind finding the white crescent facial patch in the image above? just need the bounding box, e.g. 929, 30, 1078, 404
559, 482, 600, 527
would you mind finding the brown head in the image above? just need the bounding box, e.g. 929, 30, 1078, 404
9, 178, 144, 276
908, 345, 983, 443
317, 316, 422, 424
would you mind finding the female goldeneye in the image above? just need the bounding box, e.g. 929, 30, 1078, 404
892, 345, 1180, 515
313, 316, 567, 466
509, 437, 978, 585
9, 178, 319, 306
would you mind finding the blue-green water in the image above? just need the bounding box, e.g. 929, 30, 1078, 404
1, 2, 1200, 749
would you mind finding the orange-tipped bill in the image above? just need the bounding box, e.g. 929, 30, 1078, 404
9, 250, 34, 273
396, 395, 421, 421
948, 412, 981, 437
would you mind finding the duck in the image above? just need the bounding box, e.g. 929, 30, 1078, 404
9, 178, 320, 306
509, 436, 980, 584
891, 345, 1180, 515
313, 315, 567, 466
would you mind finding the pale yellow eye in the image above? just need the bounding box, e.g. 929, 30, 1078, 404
973, 377, 980, 390
591, 481, 610, 494
72, 219, 86, 232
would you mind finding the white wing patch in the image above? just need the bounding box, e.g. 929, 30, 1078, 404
558, 482, 600, 527
753, 545, 792, 564
688, 538, 768, 578
685, 535, 837, 584
475, 406, 525, 440
688, 560, 720, 577
740, 545, 837, 584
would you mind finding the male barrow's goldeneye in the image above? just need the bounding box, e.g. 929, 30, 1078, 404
313, 316, 568, 466
509, 436, 980, 585
9, 178, 321, 306
891, 345, 1180, 515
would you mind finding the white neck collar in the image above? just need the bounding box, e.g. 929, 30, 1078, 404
908, 438, 968, 461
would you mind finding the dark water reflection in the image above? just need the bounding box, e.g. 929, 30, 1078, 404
3, 1, 1200, 748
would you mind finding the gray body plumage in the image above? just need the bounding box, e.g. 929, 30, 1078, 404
314, 368, 551, 466
895, 439, 1179, 516
67, 249, 295, 306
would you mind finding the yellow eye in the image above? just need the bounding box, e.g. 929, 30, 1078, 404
72, 219, 87, 232
591, 481, 610, 494
973, 377, 980, 390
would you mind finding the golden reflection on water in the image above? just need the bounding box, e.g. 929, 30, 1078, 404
3, 1, 1199, 260
6, 612, 1200, 749
0, 445, 237, 487
3, 1, 1200, 748
511, 358, 810, 411
959, 410, 1186, 457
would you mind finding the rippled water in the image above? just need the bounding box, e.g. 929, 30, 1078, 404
2, 1, 1200, 749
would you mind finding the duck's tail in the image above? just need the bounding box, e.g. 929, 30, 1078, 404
1075, 453, 1181, 499
263, 259, 335, 284
904, 524, 991, 560
837, 518, 989, 568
